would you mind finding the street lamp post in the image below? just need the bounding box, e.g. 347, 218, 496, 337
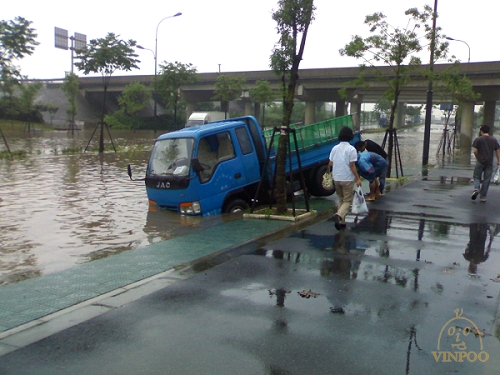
446, 36, 470, 63
154, 12, 182, 130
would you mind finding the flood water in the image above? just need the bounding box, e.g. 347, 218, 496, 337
0, 123, 449, 286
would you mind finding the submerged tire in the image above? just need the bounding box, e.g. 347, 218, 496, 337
308, 164, 336, 197
223, 198, 249, 214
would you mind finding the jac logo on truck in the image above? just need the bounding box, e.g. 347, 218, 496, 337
156, 181, 171, 189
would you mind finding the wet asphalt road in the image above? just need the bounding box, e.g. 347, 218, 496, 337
1, 162, 500, 375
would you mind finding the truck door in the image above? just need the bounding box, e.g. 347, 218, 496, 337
234, 126, 261, 183
196, 131, 247, 214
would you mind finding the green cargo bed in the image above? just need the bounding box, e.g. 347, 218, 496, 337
262, 114, 353, 153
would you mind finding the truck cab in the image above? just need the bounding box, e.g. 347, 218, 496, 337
146, 116, 266, 216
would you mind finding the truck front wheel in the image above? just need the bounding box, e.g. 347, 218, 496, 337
308, 164, 336, 197
223, 198, 249, 214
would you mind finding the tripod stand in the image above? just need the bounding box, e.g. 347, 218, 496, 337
381, 128, 404, 178
250, 126, 309, 216
67, 120, 80, 136
436, 125, 456, 156
0, 126, 11, 154
84, 121, 116, 153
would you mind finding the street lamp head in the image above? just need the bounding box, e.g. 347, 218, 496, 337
174, 12, 182, 17
137, 45, 146, 49
445, 36, 470, 63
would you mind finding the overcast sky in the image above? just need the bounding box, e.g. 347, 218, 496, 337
3, 0, 497, 80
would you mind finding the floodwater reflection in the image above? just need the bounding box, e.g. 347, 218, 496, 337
0, 128, 218, 286
0, 123, 448, 286
256, 214, 500, 294
464, 223, 497, 274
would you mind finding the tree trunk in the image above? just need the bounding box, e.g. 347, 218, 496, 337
386, 106, 395, 178
99, 85, 108, 153
275, 74, 298, 215
174, 98, 178, 129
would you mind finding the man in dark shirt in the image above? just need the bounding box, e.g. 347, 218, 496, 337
364, 139, 388, 160
471, 125, 500, 202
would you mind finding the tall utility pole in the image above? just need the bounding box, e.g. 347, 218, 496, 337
422, 0, 438, 167
154, 12, 182, 130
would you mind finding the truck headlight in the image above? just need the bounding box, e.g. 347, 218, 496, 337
179, 201, 201, 215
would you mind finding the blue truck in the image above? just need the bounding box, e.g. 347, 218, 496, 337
128, 115, 359, 216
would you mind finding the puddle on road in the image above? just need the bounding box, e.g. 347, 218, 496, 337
256, 214, 500, 280
220, 211, 500, 372
422, 176, 473, 191
435, 176, 472, 185
250, 214, 500, 314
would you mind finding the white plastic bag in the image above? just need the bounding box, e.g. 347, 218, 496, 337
352, 186, 369, 215
493, 166, 500, 185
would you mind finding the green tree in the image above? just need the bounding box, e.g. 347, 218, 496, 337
405, 105, 423, 119
118, 81, 151, 115
18, 81, 42, 130
157, 61, 198, 126
373, 99, 392, 116
0, 17, 39, 83
339, 5, 449, 177
0, 17, 39, 124
249, 80, 276, 127
435, 62, 480, 153
0, 69, 21, 120
403, 105, 423, 125
41, 103, 59, 126
212, 74, 246, 118
75, 32, 139, 152
61, 72, 79, 133
270, 0, 315, 214
105, 81, 152, 130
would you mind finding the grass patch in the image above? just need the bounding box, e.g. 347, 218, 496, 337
0, 150, 28, 159
0, 119, 55, 131
61, 146, 84, 154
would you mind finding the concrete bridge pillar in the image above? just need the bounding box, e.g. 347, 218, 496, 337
349, 95, 363, 131
244, 101, 253, 116
254, 103, 261, 122
396, 102, 405, 128
483, 100, 497, 133
335, 100, 346, 117
305, 102, 315, 125
459, 102, 476, 164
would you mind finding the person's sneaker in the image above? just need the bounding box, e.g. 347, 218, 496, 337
481, 198, 487, 202
471, 190, 479, 200
332, 214, 341, 230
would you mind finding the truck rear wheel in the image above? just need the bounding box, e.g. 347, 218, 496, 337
308, 164, 335, 197
223, 198, 249, 214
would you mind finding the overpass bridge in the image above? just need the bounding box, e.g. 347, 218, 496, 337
71, 61, 500, 127
42, 61, 500, 153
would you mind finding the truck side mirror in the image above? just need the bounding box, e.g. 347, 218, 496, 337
191, 158, 203, 173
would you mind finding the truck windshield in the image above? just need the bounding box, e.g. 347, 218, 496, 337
148, 138, 194, 177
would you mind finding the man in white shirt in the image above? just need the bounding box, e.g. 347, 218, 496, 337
328, 127, 362, 230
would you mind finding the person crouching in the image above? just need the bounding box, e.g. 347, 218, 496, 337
354, 141, 388, 201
